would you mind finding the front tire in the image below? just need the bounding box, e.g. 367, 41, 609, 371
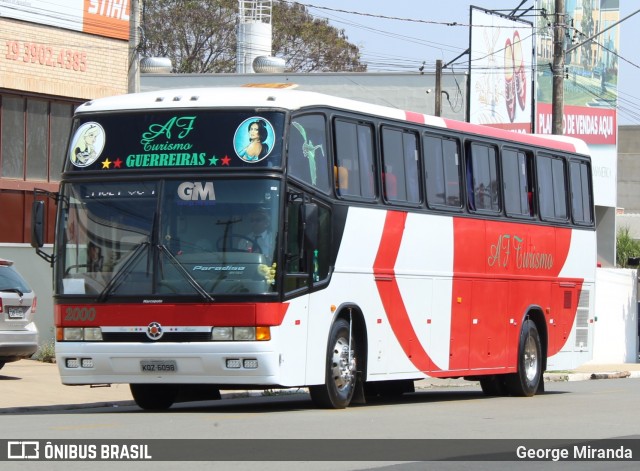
309, 318, 358, 409
130, 384, 178, 410
506, 319, 543, 397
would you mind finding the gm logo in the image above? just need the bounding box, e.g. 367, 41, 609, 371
177, 182, 216, 201
7, 441, 39, 459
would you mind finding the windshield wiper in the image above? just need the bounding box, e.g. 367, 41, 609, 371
0, 288, 24, 296
157, 244, 214, 302
96, 241, 149, 302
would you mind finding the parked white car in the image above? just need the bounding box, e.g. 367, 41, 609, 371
0, 258, 38, 370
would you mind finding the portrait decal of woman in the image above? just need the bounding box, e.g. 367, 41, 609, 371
69, 122, 105, 167
233, 117, 275, 163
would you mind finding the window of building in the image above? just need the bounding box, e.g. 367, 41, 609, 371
0, 93, 75, 184
0, 93, 76, 244
26, 99, 49, 180
1, 96, 25, 179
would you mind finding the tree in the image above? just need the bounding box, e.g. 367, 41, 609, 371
616, 226, 640, 268
142, 0, 237, 73
272, 2, 365, 72
141, 0, 366, 73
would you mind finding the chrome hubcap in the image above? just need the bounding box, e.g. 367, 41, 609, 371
524, 332, 538, 382
331, 336, 355, 391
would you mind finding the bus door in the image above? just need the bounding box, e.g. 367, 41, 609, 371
283, 189, 332, 382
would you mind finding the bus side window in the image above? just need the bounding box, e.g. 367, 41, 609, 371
569, 160, 593, 224
537, 153, 568, 221
381, 127, 420, 204
288, 115, 330, 194
424, 134, 462, 209
503, 148, 535, 218
333, 118, 375, 199
468, 142, 499, 212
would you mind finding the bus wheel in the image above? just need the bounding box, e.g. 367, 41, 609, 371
506, 319, 542, 397
130, 384, 178, 410
309, 318, 357, 409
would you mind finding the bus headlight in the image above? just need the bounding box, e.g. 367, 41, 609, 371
59, 327, 103, 341
211, 327, 233, 341
233, 327, 255, 341
211, 326, 270, 341
62, 328, 83, 341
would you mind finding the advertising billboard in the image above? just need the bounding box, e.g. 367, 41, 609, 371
535, 0, 619, 146
536, 0, 619, 207
468, 7, 534, 133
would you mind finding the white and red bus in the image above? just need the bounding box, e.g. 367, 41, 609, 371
32, 86, 596, 409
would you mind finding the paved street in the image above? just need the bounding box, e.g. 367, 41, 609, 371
2, 359, 640, 413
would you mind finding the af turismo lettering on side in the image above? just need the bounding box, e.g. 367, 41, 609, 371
488, 234, 554, 271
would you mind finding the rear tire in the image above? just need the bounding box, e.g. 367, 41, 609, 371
130, 384, 178, 410
506, 319, 542, 397
309, 319, 358, 409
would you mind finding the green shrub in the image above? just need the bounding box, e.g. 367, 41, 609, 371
616, 226, 640, 268
33, 340, 56, 363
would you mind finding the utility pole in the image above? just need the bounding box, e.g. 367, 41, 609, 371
128, 0, 141, 93
552, 0, 565, 134
435, 59, 443, 117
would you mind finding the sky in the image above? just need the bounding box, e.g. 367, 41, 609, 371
297, 0, 640, 125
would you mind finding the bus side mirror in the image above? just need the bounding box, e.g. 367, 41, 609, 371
301, 202, 319, 250
31, 200, 54, 265
31, 201, 45, 249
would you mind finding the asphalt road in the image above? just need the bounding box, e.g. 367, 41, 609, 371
1, 377, 639, 470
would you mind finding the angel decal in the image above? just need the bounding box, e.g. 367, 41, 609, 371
292, 121, 324, 186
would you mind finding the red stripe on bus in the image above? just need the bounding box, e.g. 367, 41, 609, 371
55, 302, 289, 327
404, 111, 426, 124
442, 119, 578, 153
374, 211, 445, 375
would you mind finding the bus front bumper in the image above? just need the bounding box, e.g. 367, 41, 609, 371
55, 341, 284, 386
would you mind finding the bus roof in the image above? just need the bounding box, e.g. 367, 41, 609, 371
77, 86, 589, 155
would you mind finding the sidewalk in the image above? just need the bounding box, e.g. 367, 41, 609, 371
1, 359, 640, 413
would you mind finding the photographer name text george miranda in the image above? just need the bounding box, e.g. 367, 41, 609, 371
517, 445, 633, 461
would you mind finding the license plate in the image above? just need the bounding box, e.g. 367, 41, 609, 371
7, 306, 26, 319
140, 360, 177, 373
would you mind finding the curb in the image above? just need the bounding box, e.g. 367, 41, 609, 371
545, 370, 640, 382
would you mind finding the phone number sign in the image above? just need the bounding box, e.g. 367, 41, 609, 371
5, 40, 87, 72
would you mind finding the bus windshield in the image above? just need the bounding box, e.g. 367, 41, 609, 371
58, 178, 281, 298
